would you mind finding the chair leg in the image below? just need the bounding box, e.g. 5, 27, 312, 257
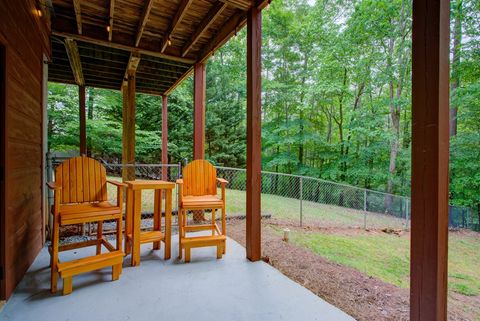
50, 216, 60, 293
185, 246, 191, 263
222, 205, 226, 254
63, 277, 72, 296
116, 217, 122, 251
96, 221, 103, 254
217, 244, 223, 259
112, 264, 121, 281
211, 209, 216, 236
178, 209, 183, 259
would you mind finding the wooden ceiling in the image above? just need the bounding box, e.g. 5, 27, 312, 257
48, 0, 268, 96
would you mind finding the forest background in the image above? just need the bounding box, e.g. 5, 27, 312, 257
47, 0, 480, 219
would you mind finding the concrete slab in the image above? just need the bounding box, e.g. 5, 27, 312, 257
0, 235, 355, 321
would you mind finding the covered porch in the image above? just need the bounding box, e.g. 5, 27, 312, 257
0, 0, 452, 320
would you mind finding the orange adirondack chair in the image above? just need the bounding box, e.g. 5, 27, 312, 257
176, 160, 228, 262
47, 156, 126, 295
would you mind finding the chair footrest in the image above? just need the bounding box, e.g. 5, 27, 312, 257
181, 235, 226, 248
57, 251, 124, 278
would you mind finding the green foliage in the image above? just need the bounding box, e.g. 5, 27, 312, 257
47, 0, 480, 222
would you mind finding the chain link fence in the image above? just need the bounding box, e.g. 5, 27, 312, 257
46, 154, 478, 236
215, 166, 478, 231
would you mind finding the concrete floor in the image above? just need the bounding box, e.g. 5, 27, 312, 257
0, 235, 355, 321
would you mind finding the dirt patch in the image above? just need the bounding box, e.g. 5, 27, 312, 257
227, 219, 478, 321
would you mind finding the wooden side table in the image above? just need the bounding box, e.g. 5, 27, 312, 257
124, 180, 175, 266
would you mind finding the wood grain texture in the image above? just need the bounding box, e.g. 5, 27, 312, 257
63, 38, 85, 86
49, 0, 268, 95
410, 0, 450, 320
122, 76, 136, 181
135, 0, 155, 47
246, 6, 262, 262
0, 0, 50, 300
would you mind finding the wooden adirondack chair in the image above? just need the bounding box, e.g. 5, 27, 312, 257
176, 160, 228, 262
47, 156, 126, 295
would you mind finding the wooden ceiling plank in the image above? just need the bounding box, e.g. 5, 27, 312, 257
122, 53, 141, 87
64, 38, 85, 86
160, 0, 195, 53
52, 31, 196, 65
109, 0, 116, 41
73, 0, 83, 34
181, 2, 228, 58
135, 0, 155, 47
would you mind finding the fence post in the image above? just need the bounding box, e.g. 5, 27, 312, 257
405, 198, 410, 230
363, 189, 367, 230
299, 177, 303, 227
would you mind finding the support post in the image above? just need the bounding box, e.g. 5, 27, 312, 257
246, 6, 262, 262
162, 95, 168, 181
122, 73, 136, 181
410, 0, 450, 320
79, 85, 86, 156
193, 62, 205, 160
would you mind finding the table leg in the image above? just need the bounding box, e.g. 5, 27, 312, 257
132, 190, 142, 266
125, 189, 133, 255
164, 189, 172, 260
153, 189, 161, 250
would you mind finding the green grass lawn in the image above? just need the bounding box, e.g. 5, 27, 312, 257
286, 229, 480, 297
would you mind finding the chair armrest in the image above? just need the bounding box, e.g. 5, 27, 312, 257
216, 178, 228, 185
107, 180, 128, 187
176, 179, 184, 185
47, 182, 62, 190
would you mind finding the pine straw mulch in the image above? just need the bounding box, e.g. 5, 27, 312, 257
227, 219, 479, 321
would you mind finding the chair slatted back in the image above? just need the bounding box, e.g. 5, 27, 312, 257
182, 160, 217, 196
55, 156, 108, 204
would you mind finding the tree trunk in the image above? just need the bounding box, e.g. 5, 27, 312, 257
450, 0, 462, 136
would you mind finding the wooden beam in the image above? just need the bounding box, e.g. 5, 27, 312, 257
410, 0, 450, 320
73, 0, 82, 34
64, 38, 85, 86
256, 0, 271, 11
246, 6, 261, 262
52, 31, 196, 65
79, 86, 87, 155
219, 0, 252, 11
160, 0, 194, 53
197, 11, 247, 64
122, 53, 141, 87
161, 95, 168, 180
193, 63, 206, 160
122, 74, 136, 182
108, 0, 116, 41
182, 2, 228, 57
135, 0, 155, 47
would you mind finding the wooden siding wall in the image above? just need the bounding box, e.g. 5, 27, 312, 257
0, 0, 50, 300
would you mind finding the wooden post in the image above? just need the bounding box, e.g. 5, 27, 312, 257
193, 62, 205, 160
122, 73, 136, 181
162, 95, 168, 181
79, 85, 86, 156
246, 6, 262, 262
410, 0, 450, 320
